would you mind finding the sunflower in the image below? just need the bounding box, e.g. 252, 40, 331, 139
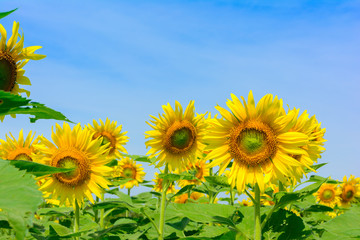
118, 158, 145, 189
0, 22, 45, 119
87, 118, 129, 159
0, 129, 38, 161
205, 91, 310, 193
153, 172, 176, 194
174, 192, 204, 204
178, 158, 209, 187
288, 110, 326, 183
34, 122, 112, 207
145, 101, 207, 172
315, 183, 341, 208
239, 199, 253, 207
339, 175, 360, 207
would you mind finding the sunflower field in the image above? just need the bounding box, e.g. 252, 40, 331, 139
1, 7, 360, 240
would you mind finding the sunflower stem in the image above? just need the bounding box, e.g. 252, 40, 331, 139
74, 200, 80, 240
254, 183, 262, 240
100, 193, 105, 229
94, 196, 99, 223
230, 187, 235, 206
127, 188, 131, 196
158, 164, 169, 240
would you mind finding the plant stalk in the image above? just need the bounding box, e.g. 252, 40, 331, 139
100, 192, 105, 229
74, 200, 80, 240
254, 183, 262, 240
158, 164, 169, 240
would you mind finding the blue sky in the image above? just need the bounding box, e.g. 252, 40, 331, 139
1, 0, 360, 195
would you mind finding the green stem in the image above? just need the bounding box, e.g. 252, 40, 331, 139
245, 189, 256, 204
126, 188, 131, 217
127, 188, 131, 196
94, 196, 99, 223
142, 209, 160, 235
254, 183, 261, 240
100, 192, 105, 229
230, 187, 234, 206
158, 164, 169, 240
261, 205, 277, 230
74, 200, 80, 240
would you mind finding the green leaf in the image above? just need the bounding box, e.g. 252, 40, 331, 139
0, 160, 42, 239
274, 180, 325, 209
4, 159, 75, 176
304, 204, 333, 213
120, 153, 156, 163
307, 175, 340, 184
167, 203, 236, 223
306, 163, 327, 173
262, 209, 312, 240
166, 217, 190, 231
320, 205, 360, 239
0, 8, 17, 20
158, 172, 195, 181
0, 91, 72, 123
205, 176, 230, 187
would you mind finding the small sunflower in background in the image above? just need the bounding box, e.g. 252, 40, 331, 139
339, 175, 360, 207
0, 129, 38, 161
118, 158, 145, 189
0, 22, 46, 116
34, 123, 112, 207
145, 100, 207, 172
205, 91, 310, 193
87, 118, 129, 159
153, 172, 176, 194
178, 158, 209, 187
315, 183, 341, 208
174, 192, 204, 204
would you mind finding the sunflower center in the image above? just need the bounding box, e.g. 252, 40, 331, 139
0, 52, 17, 92
164, 120, 196, 154
52, 149, 90, 187
123, 167, 135, 178
322, 189, 334, 200
229, 120, 277, 166
14, 153, 33, 161
93, 131, 116, 154
342, 185, 355, 201
171, 128, 192, 149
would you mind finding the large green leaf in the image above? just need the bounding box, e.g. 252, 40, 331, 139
320, 205, 360, 239
0, 160, 42, 239
0, 8, 17, 19
3, 159, 75, 176
0, 91, 72, 123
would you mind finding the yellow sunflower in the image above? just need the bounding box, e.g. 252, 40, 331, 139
205, 91, 309, 193
288, 110, 326, 183
118, 158, 146, 189
153, 172, 176, 194
178, 158, 209, 187
0, 22, 46, 118
339, 175, 360, 208
34, 122, 112, 207
315, 183, 341, 208
239, 199, 253, 207
87, 118, 129, 159
145, 101, 207, 172
0, 129, 38, 161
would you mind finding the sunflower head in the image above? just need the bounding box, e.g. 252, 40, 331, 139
0, 129, 38, 162
118, 158, 145, 189
145, 101, 207, 172
0, 22, 46, 121
205, 91, 311, 193
34, 123, 112, 207
339, 175, 360, 207
87, 118, 129, 158
178, 158, 209, 187
315, 183, 341, 208
174, 192, 204, 204
153, 172, 176, 194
